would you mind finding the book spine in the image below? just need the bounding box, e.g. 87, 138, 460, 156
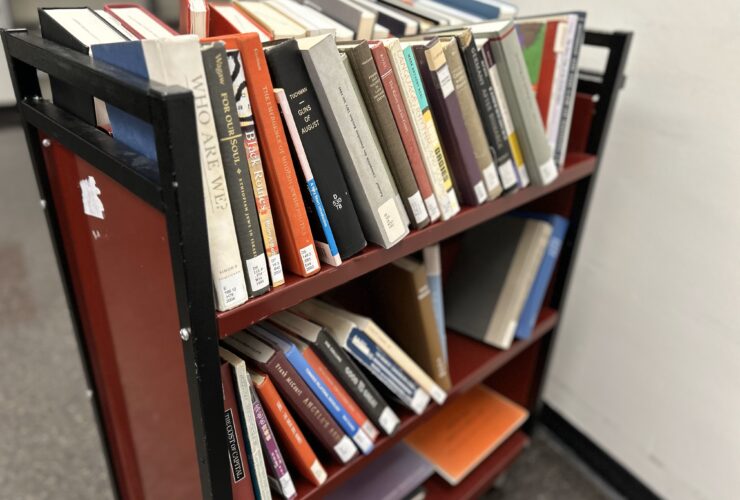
422, 245, 447, 363
264, 40, 367, 260
457, 33, 519, 191
345, 42, 429, 229
226, 49, 285, 288
313, 330, 400, 435
266, 353, 358, 463
442, 39, 501, 201
250, 387, 297, 499
414, 43, 487, 207
240, 34, 320, 277
283, 346, 373, 454
275, 88, 342, 267
252, 376, 328, 486
203, 45, 270, 298
554, 14, 585, 167
398, 43, 461, 220
370, 43, 440, 223
221, 364, 256, 499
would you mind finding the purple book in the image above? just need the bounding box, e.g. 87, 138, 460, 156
326, 442, 434, 500
251, 386, 297, 499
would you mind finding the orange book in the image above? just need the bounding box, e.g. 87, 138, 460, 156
404, 386, 528, 485
203, 33, 319, 277
247, 367, 328, 486
301, 345, 380, 442
208, 3, 273, 41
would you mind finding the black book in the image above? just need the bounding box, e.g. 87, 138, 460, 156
38, 7, 128, 126
263, 39, 367, 260
202, 43, 270, 297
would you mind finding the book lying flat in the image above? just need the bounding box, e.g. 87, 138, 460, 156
405, 385, 528, 486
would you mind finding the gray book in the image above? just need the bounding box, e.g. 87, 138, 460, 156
444, 216, 552, 349
303, 0, 376, 39
298, 34, 409, 249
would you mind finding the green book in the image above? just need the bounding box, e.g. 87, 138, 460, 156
516, 22, 547, 87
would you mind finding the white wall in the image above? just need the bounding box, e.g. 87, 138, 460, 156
513, 1, 740, 499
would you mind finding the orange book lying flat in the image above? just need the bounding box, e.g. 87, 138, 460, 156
404, 385, 528, 486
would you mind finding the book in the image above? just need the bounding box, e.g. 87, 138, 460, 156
252, 323, 374, 454
341, 41, 430, 229
95, 10, 138, 40
235, 33, 319, 278
304, 0, 376, 40
514, 213, 568, 340
224, 332, 358, 463
405, 386, 528, 485
235, 1, 307, 39
351, 0, 419, 37
439, 37, 502, 200
430, 0, 516, 19
141, 36, 248, 311
275, 310, 400, 436
369, 258, 451, 390
422, 244, 446, 363
103, 4, 177, 39
246, 367, 328, 486
444, 215, 553, 349
369, 41, 440, 223
325, 442, 434, 500
220, 362, 256, 500
522, 20, 558, 124
298, 34, 409, 249
412, 40, 487, 206
387, 39, 460, 221
38, 7, 128, 125
293, 299, 430, 415
202, 43, 270, 298
219, 348, 272, 500
180, 0, 208, 37
275, 87, 342, 267
264, 39, 367, 261
415, 0, 483, 23
452, 29, 519, 191
373, 24, 390, 39
516, 21, 546, 91
377, 0, 448, 30
208, 2, 273, 42
266, 0, 352, 40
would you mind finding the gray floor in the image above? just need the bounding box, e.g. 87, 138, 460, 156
0, 110, 619, 499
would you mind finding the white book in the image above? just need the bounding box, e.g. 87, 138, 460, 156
210, 3, 271, 42
373, 24, 391, 39
236, 1, 307, 39
350, 0, 419, 36
183, 0, 208, 37
383, 38, 460, 221
268, 0, 355, 40
304, 0, 377, 40
219, 348, 273, 500
104, 6, 175, 39
298, 35, 408, 249
141, 36, 248, 311
94, 10, 137, 40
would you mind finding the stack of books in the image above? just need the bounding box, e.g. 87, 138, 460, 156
37, 3, 584, 315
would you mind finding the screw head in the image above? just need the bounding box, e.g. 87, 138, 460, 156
40, 199, 47, 209
179, 328, 190, 341
41, 138, 51, 148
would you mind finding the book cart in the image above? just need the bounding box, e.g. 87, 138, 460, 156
2, 26, 631, 500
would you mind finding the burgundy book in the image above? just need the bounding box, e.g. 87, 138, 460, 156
221, 363, 256, 500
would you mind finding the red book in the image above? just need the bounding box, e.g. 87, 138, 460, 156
179, 0, 209, 36
535, 20, 560, 125
220, 363, 256, 499
369, 41, 439, 223
104, 4, 177, 39
208, 2, 273, 41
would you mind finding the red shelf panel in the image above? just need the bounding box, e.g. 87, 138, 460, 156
424, 431, 530, 500
217, 153, 594, 337
293, 308, 557, 499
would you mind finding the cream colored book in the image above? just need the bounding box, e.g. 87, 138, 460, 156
305, 0, 376, 39
141, 36, 247, 311
373, 23, 390, 39
267, 0, 354, 40
236, 1, 307, 39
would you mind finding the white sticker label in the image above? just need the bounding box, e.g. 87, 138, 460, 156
408, 191, 427, 225
473, 180, 487, 204
518, 161, 531, 187
437, 64, 455, 99
353, 429, 374, 454
409, 388, 431, 415
378, 407, 401, 435
279, 473, 296, 499
268, 253, 285, 286
377, 198, 407, 244
539, 158, 559, 185
246, 253, 269, 292
218, 273, 248, 309
79, 176, 105, 219
429, 384, 447, 405
425, 195, 441, 222
310, 460, 327, 484
299, 244, 319, 274
446, 189, 460, 217
482, 164, 501, 192
334, 435, 358, 463
362, 420, 380, 441
498, 159, 519, 190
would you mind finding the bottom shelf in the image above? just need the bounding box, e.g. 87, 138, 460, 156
424, 431, 530, 500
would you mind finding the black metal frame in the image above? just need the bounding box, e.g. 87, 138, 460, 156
2, 26, 631, 500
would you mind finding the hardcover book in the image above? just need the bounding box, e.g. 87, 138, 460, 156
103, 4, 177, 39
264, 39, 367, 260
351, 0, 419, 36
202, 43, 270, 298
179, 0, 208, 37
235, 1, 306, 39
303, 0, 377, 40
220, 362, 256, 500
266, 0, 354, 41
208, 2, 272, 41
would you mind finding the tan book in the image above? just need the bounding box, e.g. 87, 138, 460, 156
235, 1, 306, 39
370, 258, 451, 390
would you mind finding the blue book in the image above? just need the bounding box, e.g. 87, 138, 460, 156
250, 323, 374, 454
433, 0, 499, 18
90, 41, 157, 162
514, 212, 569, 340
423, 245, 447, 363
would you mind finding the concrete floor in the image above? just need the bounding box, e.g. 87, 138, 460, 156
0, 109, 619, 499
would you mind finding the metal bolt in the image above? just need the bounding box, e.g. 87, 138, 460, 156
179, 328, 191, 341
172, 181, 179, 189
40, 199, 46, 209
41, 138, 51, 148
86, 389, 93, 399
